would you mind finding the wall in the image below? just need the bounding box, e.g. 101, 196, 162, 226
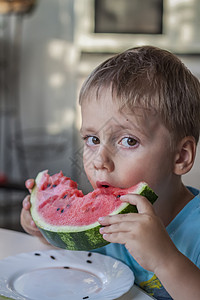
1, 0, 200, 231
20, 0, 79, 181
0, 0, 81, 230
19, 0, 200, 191
179, 56, 200, 188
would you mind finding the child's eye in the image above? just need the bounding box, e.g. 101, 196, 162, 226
119, 137, 138, 147
84, 136, 100, 146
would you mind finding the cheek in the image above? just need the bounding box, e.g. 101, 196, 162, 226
83, 152, 90, 175
134, 151, 173, 189
83, 146, 94, 170
116, 159, 146, 188
117, 150, 173, 189
83, 150, 94, 184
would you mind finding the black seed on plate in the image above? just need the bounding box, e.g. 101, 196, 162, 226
86, 260, 92, 264
52, 184, 57, 187
88, 252, 92, 257
63, 266, 70, 269
34, 253, 41, 256
83, 297, 89, 299
57, 208, 60, 211
116, 195, 121, 198
61, 209, 64, 213
50, 255, 56, 260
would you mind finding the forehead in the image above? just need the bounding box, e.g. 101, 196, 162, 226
80, 87, 162, 137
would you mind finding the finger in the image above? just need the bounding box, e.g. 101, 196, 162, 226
25, 179, 35, 191
120, 194, 155, 215
100, 221, 133, 234
22, 195, 31, 210
98, 213, 137, 226
102, 231, 129, 244
30, 219, 38, 228
20, 208, 40, 235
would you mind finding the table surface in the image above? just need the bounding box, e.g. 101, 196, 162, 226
0, 228, 154, 300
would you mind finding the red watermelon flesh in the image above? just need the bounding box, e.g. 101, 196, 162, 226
35, 170, 143, 226
31, 170, 157, 250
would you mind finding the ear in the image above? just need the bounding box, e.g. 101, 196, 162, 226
173, 136, 196, 175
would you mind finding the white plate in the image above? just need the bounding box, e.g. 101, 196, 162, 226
0, 249, 134, 300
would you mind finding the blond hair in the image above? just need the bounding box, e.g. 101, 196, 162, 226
79, 46, 200, 145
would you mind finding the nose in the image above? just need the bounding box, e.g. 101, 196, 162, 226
93, 145, 114, 172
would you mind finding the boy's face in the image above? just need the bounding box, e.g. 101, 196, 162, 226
80, 87, 175, 195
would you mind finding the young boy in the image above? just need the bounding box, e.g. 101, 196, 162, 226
21, 46, 200, 299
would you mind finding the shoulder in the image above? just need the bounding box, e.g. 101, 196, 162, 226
185, 186, 200, 216
168, 186, 200, 232
168, 187, 200, 265
187, 186, 200, 197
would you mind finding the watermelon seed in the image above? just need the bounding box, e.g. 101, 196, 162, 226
61, 209, 64, 213
63, 266, 70, 269
88, 252, 92, 257
83, 297, 89, 299
63, 194, 68, 199
50, 255, 56, 260
86, 260, 92, 264
66, 204, 71, 208
47, 184, 51, 188
52, 184, 57, 187
57, 208, 60, 211
116, 195, 121, 198
34, 253, 41, 256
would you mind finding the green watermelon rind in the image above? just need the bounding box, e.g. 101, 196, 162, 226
30, 171, 157, 251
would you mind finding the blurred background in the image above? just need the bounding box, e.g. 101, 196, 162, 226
0, 0, 200, 231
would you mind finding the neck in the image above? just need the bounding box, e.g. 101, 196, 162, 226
153, 180, 194, 227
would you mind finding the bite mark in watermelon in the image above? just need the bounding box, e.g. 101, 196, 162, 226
30, 170, 157, 251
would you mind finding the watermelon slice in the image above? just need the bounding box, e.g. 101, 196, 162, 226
30, 170, 157, 251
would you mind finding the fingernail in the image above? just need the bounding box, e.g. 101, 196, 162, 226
99, 227, 104, 234
31, 220, 36, 227
98, 217, 104, 222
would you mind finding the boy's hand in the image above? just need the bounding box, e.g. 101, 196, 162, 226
98, 193, 178, 274
20, 179, 44, 239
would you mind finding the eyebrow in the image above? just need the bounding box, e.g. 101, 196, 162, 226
80, 121, 144, 138
80, 126, 96, 135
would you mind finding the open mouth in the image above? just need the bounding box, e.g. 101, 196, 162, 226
96, 181, 111, 189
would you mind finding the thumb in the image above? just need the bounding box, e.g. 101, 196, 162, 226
120, 193, 155, 215
25, 179, 35, 192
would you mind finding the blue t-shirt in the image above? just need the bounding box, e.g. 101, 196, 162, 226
93, 187, 200, 300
